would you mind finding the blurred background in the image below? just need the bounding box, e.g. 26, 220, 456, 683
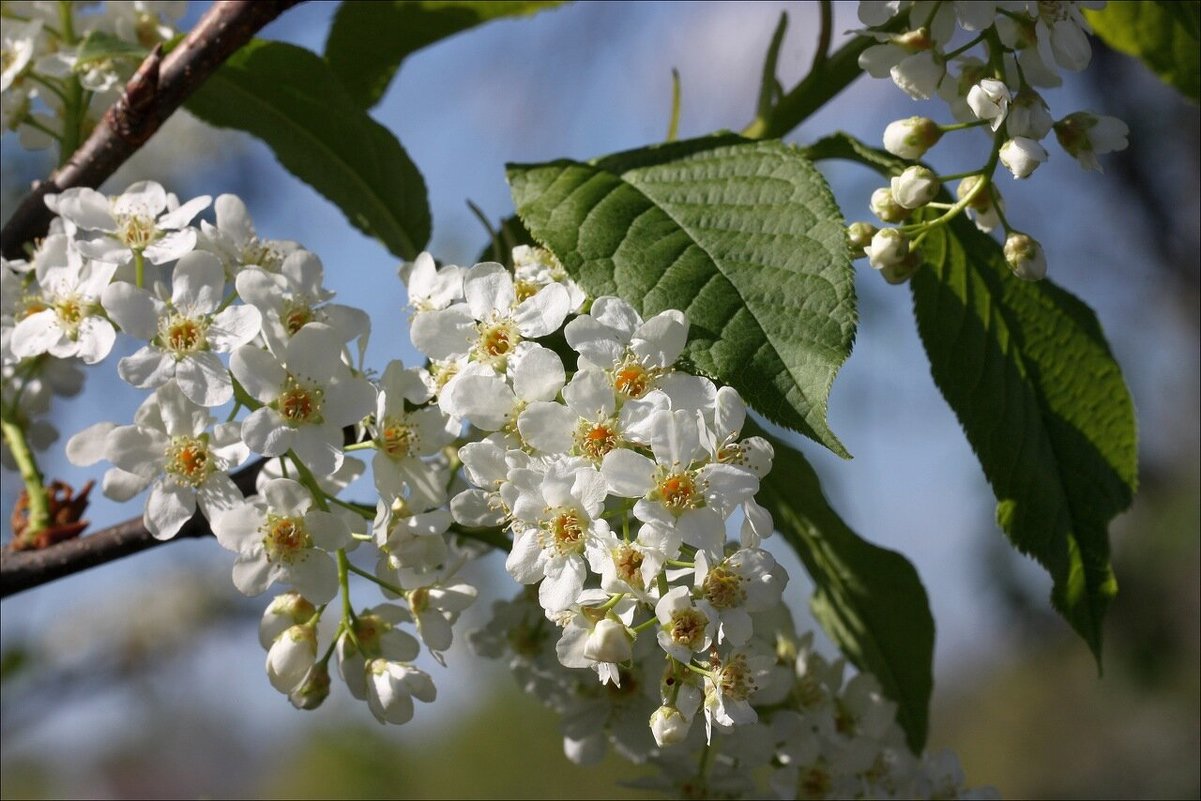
2, 2, 1197, 798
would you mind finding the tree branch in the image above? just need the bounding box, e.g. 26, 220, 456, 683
0, 459, 265, 598
0, 0, 301, 260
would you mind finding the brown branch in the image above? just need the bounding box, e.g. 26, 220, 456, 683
1, 459, 265, 598
0, 0, 301, 260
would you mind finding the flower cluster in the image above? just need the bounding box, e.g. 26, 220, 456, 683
3, 180, 991, 795
1, 1, 185, 153
851, 0, 1129, 283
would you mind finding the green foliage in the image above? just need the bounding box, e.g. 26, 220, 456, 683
325, 0, 564, 109
909, 216, 1138, 663
748, 421, 934, 752
507, 136, 857, 457
185, 40, 430, 260
1086, 1, 1201, 102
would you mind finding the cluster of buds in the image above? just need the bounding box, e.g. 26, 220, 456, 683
850, 1, 1129, 283
1, 1, 185, 152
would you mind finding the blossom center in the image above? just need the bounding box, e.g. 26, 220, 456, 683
574, 418, 619, 461
543, 506, 585, 555
276, 378, 324, 426
702, 565, 746, 609
714, 653, 756, 701
474, 318, 520, 364
513, 280, 539, 302
165, 435, 213, 486
613, 545, 644, 589
378, 416, 416, 459
654, 470, 700, 514
54, 295, 86, 332
612, 358, 654, 399
162, 314, 209, 356
282, 300, 315, 336
117, 213, 157, 250
262, 514, 311, 564
668, 607, 708, 652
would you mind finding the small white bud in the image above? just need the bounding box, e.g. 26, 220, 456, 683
259, 592, 317, 649
266, 623, 318, 693
966, 78, 1010, 131
650, 705, 692, 747
1004, 233, 1047, 281
882, 116, 943, 159
289, 663, 332, 710
999, 137, 1048, 179
584, 618, 633, 664
890, 165, 940, 209
865, 228, 909, 271
1007, 89, 1053, 140
847, 222, 879, 255
870, 187, 910, 223
957, 176, 1002, 233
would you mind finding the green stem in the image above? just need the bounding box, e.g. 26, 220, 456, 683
742, 16, 906, 140
943, 30, 987, 60
346, 560, 406, 597
337, 550, 356, 625
327, 495, 376, 518
666, 68, 682, 143
288, 452, 330, 512
56, 0, 84, 165
0, 408, 50, 541
344, 440, 376, 452
133, 250, 146, 289
811, 1, 832, 73
938, 119, 990, 133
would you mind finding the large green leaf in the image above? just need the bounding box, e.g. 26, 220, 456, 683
910, 217, 1137, 662
1086, 1, 1200, 102
186, 40, 430, 259
325, 0, 564, 109
748, 420, 934, 752
507, 136, 857, 457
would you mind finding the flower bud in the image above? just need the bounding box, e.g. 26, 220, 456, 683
882, 116, 943, 159
846, 222, 879, 256
999, 137, 1048, 179
289, 663, 332, 710
864, 228, 909, 271
870, 188, 909, 223
583, 618, 633, 664
650, 705, 692, 747
957, 177, 1002, 233
880, 250, 922, 285
266, 623, 318, 693
890, 166, 940, 209
966, 78, 1010, 131
259, 592, 317, 649
1007, 89, 1053, 140
1003, 233, 1047, 281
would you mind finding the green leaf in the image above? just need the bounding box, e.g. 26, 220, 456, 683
185, 40, 430, 260
507, 136, 857, 457
910, 217, 1138, 662
74, 30, 148, 69
1086, 1, 1200, 102
747, 420, 934, 752
325, 0, 564, 109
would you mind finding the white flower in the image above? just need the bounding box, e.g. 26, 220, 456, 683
445, 343, 565, 438
858, 1, 903, 27
1003, 232, 1047, 281
236, 250, 369, 354
999, 136, 1048, 179
212, 477, 351, 603
1033, 0, 1098, 73
507, 460, 610, 612
231, 323, 376, 476
410, 261, 569, 368
371, 359, 453, 501
890, 50, 944, 100
374, 497, 452, 588
11, 247, 118, 364
104, 250, 262, 406
400, 251, 463, 312
650, 704, 693, 747
694, 548, 788, 646
258, 591, 317, 649
703, 649, 775, 738
512, 245, 587, 313
47, 181, 210, 265
68, 381, 249, 539
655, 585, 718, 662
1, 18, 41, 93
966, 78, 1010, 132
365, 658, 437, 725
565, 296, 688, 400
882, 116, 942, 160
404, 581, 478, 655
1054, 111, 1129, 172
337, 604, 421, 699
1007, 89, 1053, 140
890, 165, 940, 209
199, 193, 300, 274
